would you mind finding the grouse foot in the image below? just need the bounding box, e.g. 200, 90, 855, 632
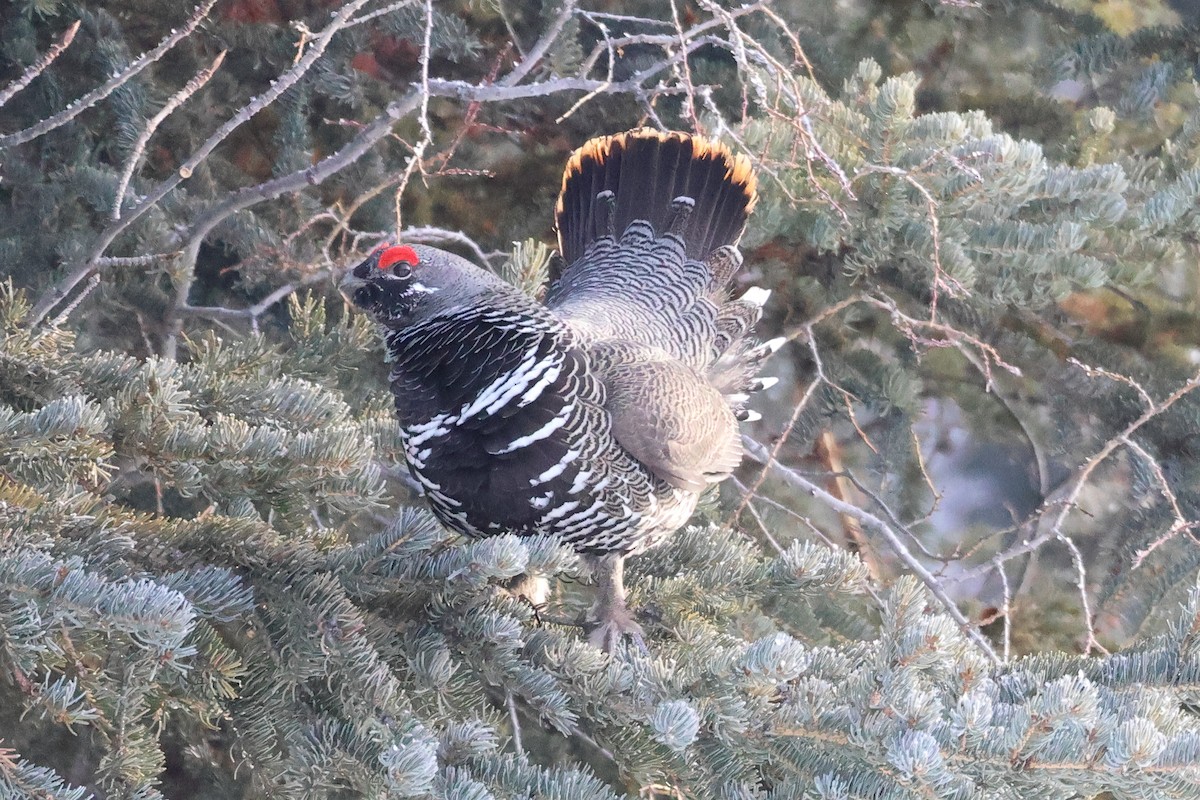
586, 554, 647, 653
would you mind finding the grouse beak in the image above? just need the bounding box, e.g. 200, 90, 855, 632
338, 270, 364, 304
339, 263, 378, 309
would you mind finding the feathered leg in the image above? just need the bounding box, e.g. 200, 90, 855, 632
586, 553, 646, 652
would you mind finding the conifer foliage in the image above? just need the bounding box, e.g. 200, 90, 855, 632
3, 1, 1200, 798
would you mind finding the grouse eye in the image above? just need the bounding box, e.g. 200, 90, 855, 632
377, 244, 420, 275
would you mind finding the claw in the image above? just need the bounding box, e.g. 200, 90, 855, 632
585, 554, 646, 653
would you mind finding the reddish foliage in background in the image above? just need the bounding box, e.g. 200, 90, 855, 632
221, 0, 283, 24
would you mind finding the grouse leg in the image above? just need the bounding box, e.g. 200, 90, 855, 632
586, 553, 647, 653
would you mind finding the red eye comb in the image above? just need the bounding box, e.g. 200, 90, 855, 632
377, 245, 419, 271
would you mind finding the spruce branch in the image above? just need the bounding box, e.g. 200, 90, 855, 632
0, 19, 80, 110
0, 2, 217, 149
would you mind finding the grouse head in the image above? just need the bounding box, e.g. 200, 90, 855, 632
341, 242, 501, 328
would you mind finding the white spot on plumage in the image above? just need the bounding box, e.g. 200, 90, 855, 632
493, 405, 571, 454
530, 449, 580, 486
740, 286, 771, 306
569, 469, 593, 494
762, 336, 787, 354
459, 346, 560, 420
519, 364, 562, 407
407, 413, 452, 446
542, 500, 581, 521
755, 376, 779, 391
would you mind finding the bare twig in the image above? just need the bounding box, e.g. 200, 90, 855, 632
732, 477, 832, 547
181, 270, 331, 325
507, 691, 524, 755
813, 432, 886, 581
96, 252, 180, 269
393, 133, 428, 232
1068, 357, 1153, 409
416, 0, 434, 148
555, 17, 615, 124
730, 479, 787, 555
959, 367, 1200, 582
501, 1, 578, 87
401, 227, 493, 268
1118, 435, 1197, 567
854, 166, 968, 322
864, 294, 1023, 384
1059, 533, 1105, 655
0, 3, 217, 148
112, 50, 227, 220
345, 0, 419, 29
669, 0, 700, 131
994, 557, 1013, 661
0, 20, 80, 109
741, 436, 1002, 665
48, 274, 99, 328
27, 0, 375, 330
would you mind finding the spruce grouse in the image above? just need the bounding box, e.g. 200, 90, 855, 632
342, 129, 779, 648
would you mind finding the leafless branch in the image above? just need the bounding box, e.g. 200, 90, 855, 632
741, 436, 1001, 664
501, 1, 578, 87
181, 270, 332, 325
507, 691, 524, 755
994, 557, 1013, 661
112, 50, 227, 220
345, 0, 419, 29
416, 0, 434, 149
27, 0, 376, 330
0, 3, 217, 148
0, 20, 80, 109
957, 366, 1200, 583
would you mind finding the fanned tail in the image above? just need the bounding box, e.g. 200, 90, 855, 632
549, 129, 774, 419
553, 129, 757, 266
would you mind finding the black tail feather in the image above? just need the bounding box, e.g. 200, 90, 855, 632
554, 129, 757, 264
